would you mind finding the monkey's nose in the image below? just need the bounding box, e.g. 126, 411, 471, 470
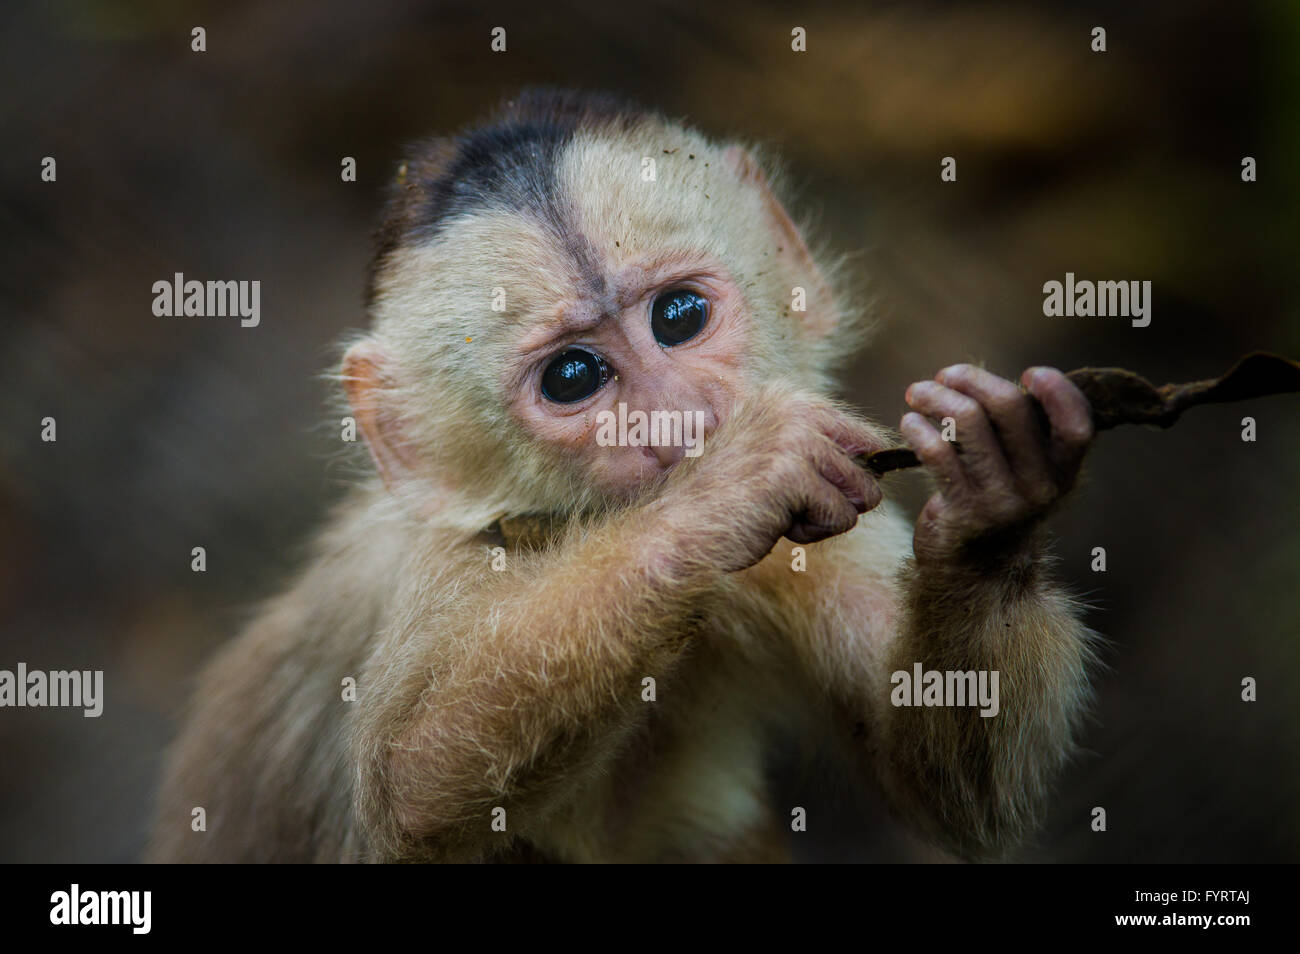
644, 442, 685, 468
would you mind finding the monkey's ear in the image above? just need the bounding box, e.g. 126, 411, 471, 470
722, 146, 837, 339
342, 340, 421, 488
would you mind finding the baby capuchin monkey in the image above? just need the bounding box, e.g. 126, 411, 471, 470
150, 88, 1098, 863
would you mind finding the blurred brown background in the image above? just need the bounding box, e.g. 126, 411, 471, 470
1, 0, 1297, 862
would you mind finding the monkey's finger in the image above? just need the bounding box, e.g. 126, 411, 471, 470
1022, 367, 1094, 481
899, 412, 964, 491
787, 477, 863, 544
813, 406, 889, 459
934, 364, 1053, 491
812, 437, 882, 513
903, 381, 1010, 490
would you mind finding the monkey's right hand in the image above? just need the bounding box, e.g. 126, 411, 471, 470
660, 388, 887, 572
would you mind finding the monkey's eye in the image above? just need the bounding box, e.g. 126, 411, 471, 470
540, 348, 611, 403
650, 289, 709, 346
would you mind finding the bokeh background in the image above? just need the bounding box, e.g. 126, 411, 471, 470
1, 0, 1297, 862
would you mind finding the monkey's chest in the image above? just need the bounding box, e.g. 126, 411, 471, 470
538, 633, 793, 863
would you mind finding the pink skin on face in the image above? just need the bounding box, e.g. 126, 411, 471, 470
508, 256, 750, 501
901, 363, 1094, 563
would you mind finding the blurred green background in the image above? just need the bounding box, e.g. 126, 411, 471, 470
1, 0, 1297, 862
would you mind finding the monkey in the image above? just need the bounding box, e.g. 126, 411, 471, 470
149, 88, 1098, 863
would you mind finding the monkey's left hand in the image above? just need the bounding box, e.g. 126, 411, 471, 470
900, 365, 1094, 570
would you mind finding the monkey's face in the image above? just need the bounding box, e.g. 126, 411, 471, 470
360, 103, 848, 520
500, 127, 842, 502
504, 250, 746, 501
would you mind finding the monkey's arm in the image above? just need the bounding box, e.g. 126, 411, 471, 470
872, 539, 1096, 860
880, 365, 1098, 859
752, 515, 1093, 860
782, 364, 1098, 859
351, 507, 714, 862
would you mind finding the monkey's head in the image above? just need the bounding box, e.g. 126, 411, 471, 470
344, 88, 864, 532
